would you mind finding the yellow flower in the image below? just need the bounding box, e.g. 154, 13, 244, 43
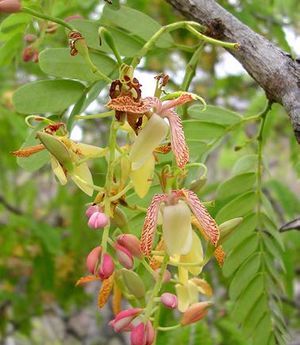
37, 131, 106, 196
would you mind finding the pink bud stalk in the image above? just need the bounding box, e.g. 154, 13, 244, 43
85, 204, 100, 218
160, 293, 178, 309
98, 253, 114, 280
180, 301, 212, 326
115, 243, 134, 269
88, 211, 109, 229
86, 246, 102, 274
109, 308, 143, 333
117, 234, 143, 258
131, 321, 155, 345
0, 0, 21, 13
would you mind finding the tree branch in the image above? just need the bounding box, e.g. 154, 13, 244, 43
165, 0, 300, 142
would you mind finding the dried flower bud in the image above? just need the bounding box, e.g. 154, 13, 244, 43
160, 292, 178, 309
180, 301, 212, 326
88, 211, 109, 229
86, 246, 102, 274
117, 234, 143, 258
115, 243, 134, 269
109, 308, 143, 333
99, 253, 115, 280
0, 0, 21, 13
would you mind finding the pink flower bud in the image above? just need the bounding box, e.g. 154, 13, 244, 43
180, 301, 212, 326
0, 0, 21, 13
115, 243, 134, 269
24, 34, 37, 43
109, 308, 143, 333
22, 46, 38, 62
88, 211, 109, 229
131, 321, 155, 345
98, 253, 114, 280
86, 246, 102, 274
85, 204, 99, 218
160, 293, 178, 309
117, 234, 143, 258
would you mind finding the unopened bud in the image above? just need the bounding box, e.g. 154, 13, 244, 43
218, 217, 243, 245
115, 243, 134, 269
24, 34, 37, 43
189, 176, 207, 192
160, 293, 178, 309
88, 211, 109, 229
131, 321, 155, 345
99, 253, 115, 280
109, 308, 143, 333
85, 204, 100, 218
36, 131, 73, 171
120, 268, 145, 299
86, 246, 102, 274
22, 46, 38, 63
180, 301, 212, 326
117, 234, 142, 258
0, 0, 21, 13
112, 207, 129, 231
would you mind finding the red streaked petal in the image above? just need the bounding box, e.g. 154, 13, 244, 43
161, 93, 194, 112
140, 194, 167, 256
179, 189, 219, 246
165, 110, 189, 169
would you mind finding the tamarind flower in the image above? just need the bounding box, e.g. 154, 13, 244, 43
131, 321, 155, 345
107, 93, 194, 170
140, 189, 219, 257
35, 131, 106, 196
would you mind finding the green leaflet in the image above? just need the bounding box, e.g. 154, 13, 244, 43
223, 235, 259, 277
216, 172, 257, 201
216, 191, 257, 224
71, 19, 143, 57
188, 104, 242, 126
100, 5, 174, 48
231, 274, 264, 322
229, 252, 262, 300
13, 79, 85, 114
39, 48, 117, 82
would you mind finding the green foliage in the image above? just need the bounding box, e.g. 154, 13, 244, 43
1, 0, 299, 344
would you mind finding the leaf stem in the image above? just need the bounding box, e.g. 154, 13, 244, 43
76, 111, 115, 120
22, 7, 74, 31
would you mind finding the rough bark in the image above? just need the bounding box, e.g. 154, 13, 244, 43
166, 0, 300, 142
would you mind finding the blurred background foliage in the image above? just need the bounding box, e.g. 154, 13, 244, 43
0, 0, 300, 344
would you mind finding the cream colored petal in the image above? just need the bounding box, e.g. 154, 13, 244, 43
176, 284, 190, 312
180, 231, 203, 275
130, 113, 169, 170
162, 201, 192, 256
130, 155, 155, 198
71, 163, 94, 196
50, 155, 67, 185
179, 226, 193, 255
178, 266, 189, 285
74, 143, 107, 158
